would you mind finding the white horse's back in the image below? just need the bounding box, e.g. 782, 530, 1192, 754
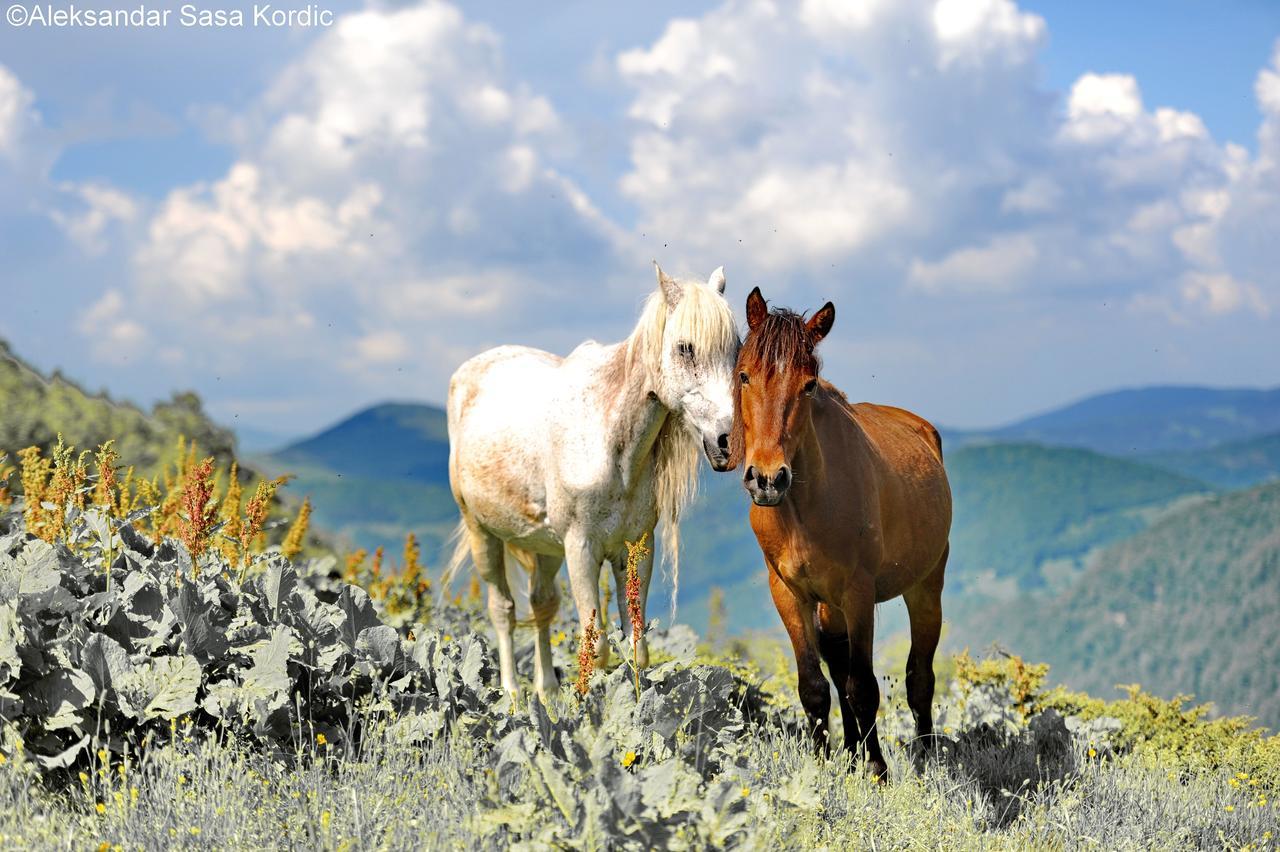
448, 344, 563, 554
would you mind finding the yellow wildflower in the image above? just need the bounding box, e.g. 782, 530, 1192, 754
621, 750, 637, 768
95, 802, 106, 815
317, 733, 327, 746
321, 810, 332, 833
1224, 804, 1234, 812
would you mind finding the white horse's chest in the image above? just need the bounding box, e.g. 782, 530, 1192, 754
545, 407, 660, 548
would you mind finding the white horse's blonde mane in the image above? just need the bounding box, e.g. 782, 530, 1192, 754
627, 278, 738, 619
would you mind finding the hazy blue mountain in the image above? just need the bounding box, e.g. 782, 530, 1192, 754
271, 402, 450, 484
952, 385, 1280, 456
257, 403, 454, 557
1140, 431, 1280, 490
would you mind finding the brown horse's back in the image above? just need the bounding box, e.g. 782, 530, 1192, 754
818, 394, 952, 601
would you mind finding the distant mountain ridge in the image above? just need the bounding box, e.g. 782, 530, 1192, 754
952, 384, 1280, 456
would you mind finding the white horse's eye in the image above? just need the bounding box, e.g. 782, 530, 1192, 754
676, 342, 695, 361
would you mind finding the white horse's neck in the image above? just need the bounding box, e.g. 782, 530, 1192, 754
595, 337, 671, 491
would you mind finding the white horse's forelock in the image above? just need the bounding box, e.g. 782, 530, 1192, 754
627, 278, 739, 620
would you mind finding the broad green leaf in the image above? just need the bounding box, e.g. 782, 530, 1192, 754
336, 585, 378, 649
0, 602, 22, 682
81, 631, 131, 694
32, 733, 89, 770
241, 627, 293, 714
117, 655, 201, 721
26, 668, 96, 730
0, 539, 61, 602
257, 558, 297, 621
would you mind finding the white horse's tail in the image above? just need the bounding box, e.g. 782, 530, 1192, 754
439, 518, 472, 602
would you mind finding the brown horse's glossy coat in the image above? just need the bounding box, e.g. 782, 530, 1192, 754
729, 288, 952, 779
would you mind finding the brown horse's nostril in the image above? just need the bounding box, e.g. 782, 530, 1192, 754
743, 465, 756, 484
774, 466, 791, 492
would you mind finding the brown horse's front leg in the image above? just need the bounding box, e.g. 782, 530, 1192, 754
768, 570, 830, 752
841, 598, 888, 781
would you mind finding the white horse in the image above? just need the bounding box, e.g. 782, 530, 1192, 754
446, 264, 740, 697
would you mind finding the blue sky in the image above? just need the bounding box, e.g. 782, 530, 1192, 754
1, 0, 1278, 439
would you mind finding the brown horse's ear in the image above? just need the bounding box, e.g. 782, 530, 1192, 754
746, 286, 767, 330
806, 302, 835, 344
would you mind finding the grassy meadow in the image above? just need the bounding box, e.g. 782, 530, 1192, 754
1, 437, 1278, 850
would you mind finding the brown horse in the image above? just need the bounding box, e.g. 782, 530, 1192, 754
728, 287, 952, 780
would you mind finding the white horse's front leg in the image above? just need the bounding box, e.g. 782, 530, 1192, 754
565, 530, 609, 668
611, 529, 655, 669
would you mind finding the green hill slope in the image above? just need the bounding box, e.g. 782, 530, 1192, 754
0, 339, 237, 472
1141, 431, 1280, 490
990, 480, 1280, 729
946, 443, 1210, 595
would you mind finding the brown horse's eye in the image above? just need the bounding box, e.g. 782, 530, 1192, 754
739, 371, 750, 385
802, 378, 817, 395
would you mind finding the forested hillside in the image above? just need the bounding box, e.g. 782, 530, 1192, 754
945, 443, 1210, 595
1142, 432, 1280, 490
994, 480, 1280, 729
0, 340, 236, 473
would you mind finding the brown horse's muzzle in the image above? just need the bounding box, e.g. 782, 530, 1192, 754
743, 463, 791, 506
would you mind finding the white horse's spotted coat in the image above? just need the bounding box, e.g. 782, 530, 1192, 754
446, 266, 740, 697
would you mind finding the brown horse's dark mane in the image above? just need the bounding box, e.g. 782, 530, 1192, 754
743, 308, 821, 375
727, 307, 823, 469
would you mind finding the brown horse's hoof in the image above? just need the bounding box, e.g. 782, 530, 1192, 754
868, 758, 889, 783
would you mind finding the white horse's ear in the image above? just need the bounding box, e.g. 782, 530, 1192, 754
655, 261, 682, 306
707, 266, 726, 294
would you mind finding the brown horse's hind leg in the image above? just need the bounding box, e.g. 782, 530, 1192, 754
768, 569, 830, 752
839, 595, 888, 782
902, 543, 948, 754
